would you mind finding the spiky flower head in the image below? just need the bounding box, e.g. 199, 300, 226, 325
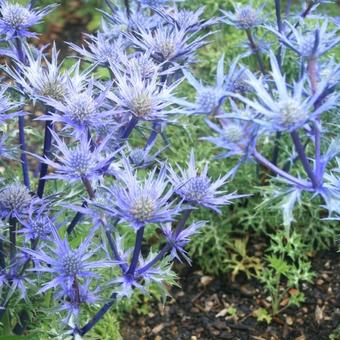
68, 33, 124, 66
18, 202, 54, 241
203, 104, 257, 160
127, 25, 210, 64
108, 68, 183, 121
25, 227, 113, 294
265, 20, 340, 59
154, 6, 218, 33
98, 159, 179, 230
224, 57, 251, 94
168, 151, 242, 212
7, 44, 87, 105
184, 55, 227, 114
161, 221, 205, 263
38, 79, 113, 136
32, 131, 115, 182
230, 52, 339, 132
125, 53, 158, 79
0, 182, 31, 219
0, 1, 56, 39
221, 2, 264, 30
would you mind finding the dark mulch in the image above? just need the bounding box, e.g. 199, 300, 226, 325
121, 250, 340, 340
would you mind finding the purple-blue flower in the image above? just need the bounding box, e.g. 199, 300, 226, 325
25, 227, 113, 294
98, 159, 179, 230
230, 52, 339, 132
161, 221, 205, 263
0, 182, 31, 219
168, 151, 242, 212
0, 1, 56, 39
221, 1, 264, 30
32, 130, 115, 183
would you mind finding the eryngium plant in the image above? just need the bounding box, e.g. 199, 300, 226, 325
0, 0, 243, 336
185, 0, 340, 228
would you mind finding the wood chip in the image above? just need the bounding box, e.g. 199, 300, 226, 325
216, 308, 229, 318
286, 316, 294, 326
314, 305, 325, 324
200, 275, 214, 286
152, 323, 165, 334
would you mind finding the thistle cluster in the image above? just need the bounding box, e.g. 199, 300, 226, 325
184, 0, 340, 226
0, 0, 243, 336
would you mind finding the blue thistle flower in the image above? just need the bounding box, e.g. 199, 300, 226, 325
265, 20, 340, 59
184, 55, 227, 114
168, 151, 242, 212
230, 52, 339, 132
161, 221, 205, 263
54, 280, 100, 320
24, 227, 113, 294
0, 1, 56, 39
6, 44, 83, 104
127, 25, 211, 63
108, 68, 184, 121
38, 79, 113, 136
154, 6, 218, 32
203, 104, 257, 159
121, 52, 159, 80
224, 57, 251, 94
32, 131, 116, 183
127, 144, 164, 168
221, 1, 264, 30
98, 159, 179, 230
0, 182, 31, 219
68, 33, 125, 67
17, 202, 54, 241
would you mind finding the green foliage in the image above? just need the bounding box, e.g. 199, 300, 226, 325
257, 231, 315, 316
224, 236, 262, 281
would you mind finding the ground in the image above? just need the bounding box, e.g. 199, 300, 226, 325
121, 249, 340, 340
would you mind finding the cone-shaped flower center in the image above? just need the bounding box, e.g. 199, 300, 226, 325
235, 6, 259, 29
62, 253, 82, 276
41, 79, 67, 101
131, 93, 153, 117
2, 4, 31, 27
0, 183, 31, 212
130, 195, 155, 221
68, 93, 96, 123
157, 39, 176, 59
223, 123, 244, 144
31, 216, 52, 238
68, 149, 93, 175
130, 148, 146, 166
300, 33, 317, 58
183, 176, 210, 201
278, 99, 306, 127
196, 88, 217, 113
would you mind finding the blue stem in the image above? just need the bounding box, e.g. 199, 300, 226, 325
15, 38, 30, 189
252, 149, 312, 189
18, 116, 30, 189
290, 131, 318, 189
144, 122, 160, 150
127, 226, 145, 275
37, 120, 53, 198
138, 209, 192, 275
75, 293, 117, 336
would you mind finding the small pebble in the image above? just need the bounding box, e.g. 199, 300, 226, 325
316, 278, 324, 286
286, 316, 294, 325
